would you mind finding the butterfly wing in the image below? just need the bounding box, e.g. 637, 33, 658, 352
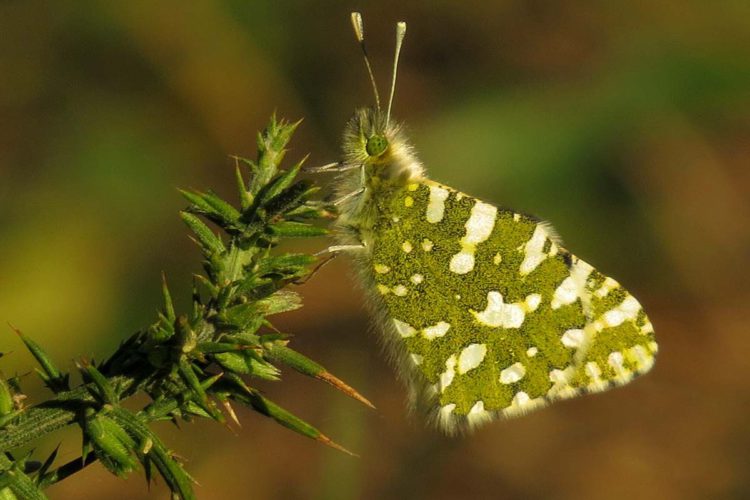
368, 179, 657, 433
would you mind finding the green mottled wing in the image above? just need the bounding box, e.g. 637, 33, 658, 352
368, 179, 657, 433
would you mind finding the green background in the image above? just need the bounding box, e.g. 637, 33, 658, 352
2, 1, 749, 498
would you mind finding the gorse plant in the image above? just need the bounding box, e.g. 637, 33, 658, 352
0, 116, 372, 499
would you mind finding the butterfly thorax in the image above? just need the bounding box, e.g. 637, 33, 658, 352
334, 108, 424, 251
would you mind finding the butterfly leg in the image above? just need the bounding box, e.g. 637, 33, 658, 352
315, 243, 366, 255
304, 162, 361, 174
293, 253, 339, 284
332, 187, 366, 206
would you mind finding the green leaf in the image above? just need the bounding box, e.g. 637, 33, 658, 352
268, 221, 327, 238
265, 345, 374, 409
257, 253, 316, 276
232, 389, 355, 456
180, 212, 226, 255
36, 445, 59, 484
177, 358, 220, 421
249, 116, 301, 196
258, 156, 307, 206
213, 351, 249, 374
11, 327, 68, 393
109, 407, 196, 500
179, 190, 241, 228
0, 379, 13, 416
263, 180, 313, 218
85, 414, 138, 478
256, 291, 303, 316
0, 466, 47, 500
161, 273, 176, 323
233, 160, 253, 210
80, 362, 118, 405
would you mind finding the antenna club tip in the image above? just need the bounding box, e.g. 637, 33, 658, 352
350, 12, 364, 41
396, 21, 407, 41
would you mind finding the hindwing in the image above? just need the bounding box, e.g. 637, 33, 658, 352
368, 180, 657, 432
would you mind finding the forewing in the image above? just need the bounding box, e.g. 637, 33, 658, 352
369, 180, 657, 433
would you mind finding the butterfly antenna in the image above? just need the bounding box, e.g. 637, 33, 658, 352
351, 12, 381, 111
386, 21, 407, 125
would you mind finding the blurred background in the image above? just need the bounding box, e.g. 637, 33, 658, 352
2, 1, 749, 499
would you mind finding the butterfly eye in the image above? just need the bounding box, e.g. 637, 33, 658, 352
365, 135, 388, 157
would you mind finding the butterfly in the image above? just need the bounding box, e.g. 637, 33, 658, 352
315, 12, 657, 434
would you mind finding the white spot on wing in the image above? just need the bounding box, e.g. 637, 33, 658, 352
448, 201, 497, 275
595, 277, 619, 297
402, 241, 413, 253
500, 362, 526, 384
458, 343, 487, 374
608, 351, 631, 382
585, 361, 607, 391
438, 403, 456, 427
628, 344, 655, 372
526, 347, 538, 357
549, 368, 569, 384
641, 320, 655, 335
426, 185, 450, 223
570, 258, 595, 314
512, 391, 530, 405
393, 319, 416, 338
505, 391, 546, 416
439, 355, 457, 391
551, 277, 578, 309
548, 366, 577, 399
525, 293, 542, 311
374, 263, 390, 274
423, 321, 451, 340
472, 291, 526, 328
392, 285, 408, 297
463, 201, 497, 244
519, 225, 548, 275
602, 295, 642, 328
561, 329, 585, 348
449, 251, 475, 274
410, 274, 424, 284
467, 400, 491, 427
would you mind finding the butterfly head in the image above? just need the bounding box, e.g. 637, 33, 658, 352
343, 107, 395, 162
366, 132, 388, 157
344, 14, 418, 177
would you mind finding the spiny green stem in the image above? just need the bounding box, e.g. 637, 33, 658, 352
0, 116, 371, 499
0, 379, 134, 453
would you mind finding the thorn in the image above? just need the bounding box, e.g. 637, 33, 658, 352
264, 321, 282, 335
317, 371, 376, 409
317, 433, 359, 457
221, 399, 241, 429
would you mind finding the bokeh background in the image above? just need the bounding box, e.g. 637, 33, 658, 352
2, 1, 750, 499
